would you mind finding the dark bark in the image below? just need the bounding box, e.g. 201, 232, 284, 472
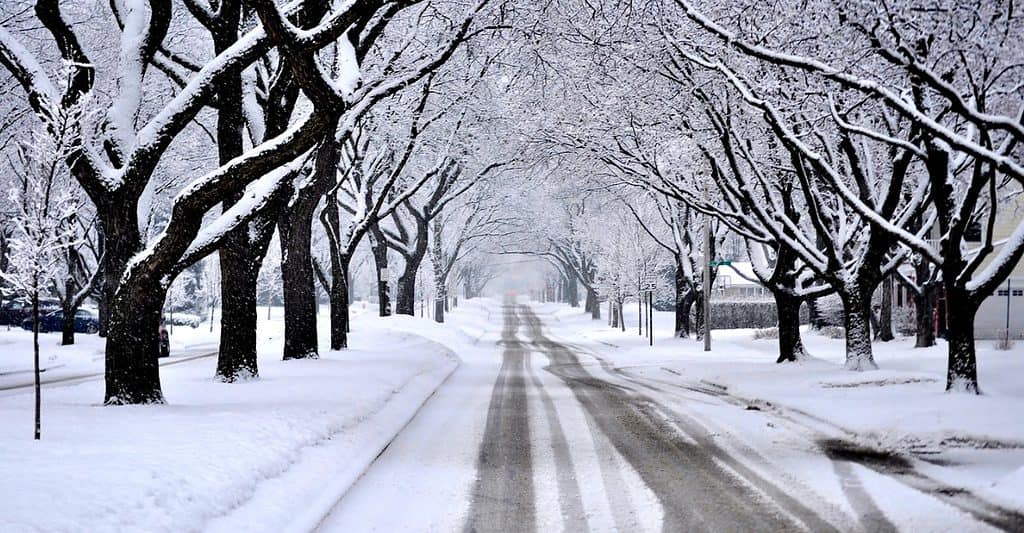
774, 291, 805, 363
694, 291, 705, 341
216, 260, 261, 380
877, 277, 895, 342
674, 264, 694, 338
839, 289, 877, 371
565, 274, 578, 307
394, 223, 429, 316
327, 258, 350, 349
944, 288, 980, 393
105, 276, 165, 404
914, 283, 938, 348
434, 295, 445, 323
279, 201, 320, 360
324, 189, 350, 350
212, 10, 268, 382
61, 302, 76, 345
369, 224, 391, 316
32, 289, 40, 439
585, 287, 600, 319
280, 138, 339, 359
99, 195, 166, 404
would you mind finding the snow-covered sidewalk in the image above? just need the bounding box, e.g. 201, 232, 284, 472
536, 302, 1024, 514
0, 304, 482, 533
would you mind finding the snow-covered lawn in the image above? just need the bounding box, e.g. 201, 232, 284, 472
535, 301, 1024, 513
0, 301, 485, 533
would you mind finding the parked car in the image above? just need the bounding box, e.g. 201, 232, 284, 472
22, 308, 100, 334
164, 312, 202, 328
1, 297, 60, 326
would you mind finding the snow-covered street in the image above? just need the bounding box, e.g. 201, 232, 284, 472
318, 299, 1024, 532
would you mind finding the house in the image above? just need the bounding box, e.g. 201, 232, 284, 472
973, 188, 1024, 340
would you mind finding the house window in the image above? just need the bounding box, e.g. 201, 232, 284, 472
1014, 289, 1024, 297
998, 290, 1009, 296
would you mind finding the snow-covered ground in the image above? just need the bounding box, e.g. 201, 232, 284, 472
2, 298, 1021, 531
537, 301, 1024, 514
0, 302, 485, 533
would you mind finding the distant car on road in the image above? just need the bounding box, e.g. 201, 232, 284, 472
21, 309, 100, 334
0, 297, 60, 326
164, 313, 202, 329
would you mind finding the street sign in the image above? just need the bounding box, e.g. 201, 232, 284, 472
709, 260, 732, 267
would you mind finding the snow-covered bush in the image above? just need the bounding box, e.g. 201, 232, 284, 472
753, 327, 778, 340
819, 326, 846, 340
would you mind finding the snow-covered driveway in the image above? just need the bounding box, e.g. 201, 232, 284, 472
318, 301, 1022, 532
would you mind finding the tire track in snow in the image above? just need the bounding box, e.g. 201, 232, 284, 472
525, 350, 588, 529
464, 305, 535, 533
517, 305, 824, 532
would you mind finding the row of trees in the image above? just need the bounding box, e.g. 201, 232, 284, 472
505, 0, 1023, 394
0, 0, 510, 404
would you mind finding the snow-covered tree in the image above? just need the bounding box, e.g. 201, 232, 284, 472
1, 112, 82, 439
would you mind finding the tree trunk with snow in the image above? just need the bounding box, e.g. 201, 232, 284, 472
943, 287, 980, 393
839, 289, 878, 371
565, 274, 578, 307
279, 138, 339, 359
105, 277, 165, 404
585, 287, 600, 319
774, 291, 805, 363
369, 225, 391, 317
674, 264, 694, 338
216, 259, 260, 381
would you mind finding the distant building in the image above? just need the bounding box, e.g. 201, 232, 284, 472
713, 262, 768, 299
973, 187, 1024, 339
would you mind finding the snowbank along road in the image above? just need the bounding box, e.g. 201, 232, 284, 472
320, 300, 1023, 532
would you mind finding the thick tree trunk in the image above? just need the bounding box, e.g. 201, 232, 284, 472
674, 265, 693, 338
104, 278, 165, 404
61, 300, 76, 346
774, 291, 805, 363
216, 260, 260, 381
279, 139, 338, 359
97, 194, 164, 404
214, 25, 266, 381
328, 260, 350, 349
694, 291, 705, 341
585, 287, 600, 319
839, 289, 878, 371
394, 229, 428, 316
327, 261, 352, 349
877, 277, 895, 342
279, 211, 319, 359
369, 226, 390, 317
396, 272, 417, 316
914, 284, 937, 348
944, 288, 980, 393
434, 294, 445, 323
566, 275, 579, 307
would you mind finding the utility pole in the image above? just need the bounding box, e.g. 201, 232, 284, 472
648, 291, 653, 346
703, 215, 712, 352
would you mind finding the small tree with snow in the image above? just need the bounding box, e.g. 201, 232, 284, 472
1, 111, 82, 440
